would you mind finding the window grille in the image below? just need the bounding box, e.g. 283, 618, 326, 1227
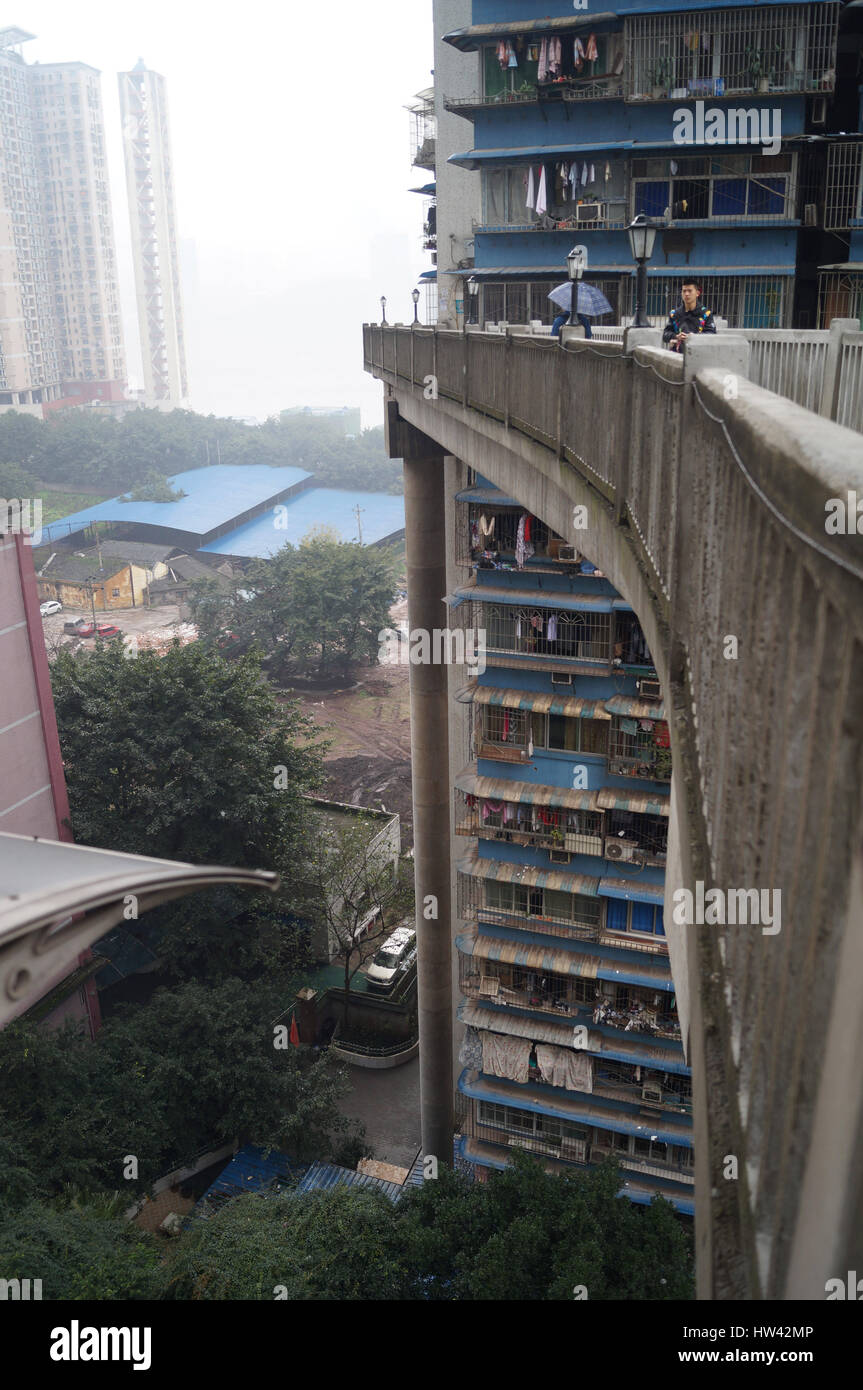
481, 601, 612, 663
620, 274, 789, 328
817, 270, 863, 328
607, 810, 668, 858
607, 715, 671, 781
624, 5, 838, 101
824, 143, 863, 231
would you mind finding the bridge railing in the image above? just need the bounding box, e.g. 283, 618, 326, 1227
743, 330, 829, 414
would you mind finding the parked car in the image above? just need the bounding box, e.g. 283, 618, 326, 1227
365, 926, 417, 993
74, 622, 121, 639
39, 599, 62, 616
63, 616, 90, 634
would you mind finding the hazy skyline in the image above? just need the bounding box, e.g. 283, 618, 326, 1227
18, 1, 435, 426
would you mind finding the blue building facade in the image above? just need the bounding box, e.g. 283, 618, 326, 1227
441, 0, 861, 327
450, 476, 693, 1212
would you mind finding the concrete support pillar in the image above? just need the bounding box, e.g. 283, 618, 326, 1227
392, 406, 453, 1167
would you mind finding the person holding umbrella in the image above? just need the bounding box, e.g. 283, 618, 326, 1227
549, 280, 613, 339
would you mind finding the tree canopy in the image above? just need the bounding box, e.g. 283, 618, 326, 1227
49, 639, 327, 979
0, 979, 356, 1204
0, 407, 402, 497
159, 1153, 694, 1301
191, 535, 396, 681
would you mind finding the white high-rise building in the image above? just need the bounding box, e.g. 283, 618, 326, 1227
0, 27, 126, 412
118, 61, 188, 407
31, 61, 127, 398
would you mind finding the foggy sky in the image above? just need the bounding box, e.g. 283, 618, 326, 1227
21, 0, 435, 425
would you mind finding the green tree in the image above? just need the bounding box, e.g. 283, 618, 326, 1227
0, 981, 357, 1203
191, 536, 395, 682
301, 813, 413, 1030
157, 1151, 694, 1301
122, 469, 187, 502
49, 639, 326, 979
0, 1192, 162, 1301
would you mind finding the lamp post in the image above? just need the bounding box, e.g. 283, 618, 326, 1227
566, 246, 585, 331
411, 287, 420, 324
626, 213, 659, 328
467, 275, 479, 328
380, 295, 387, 325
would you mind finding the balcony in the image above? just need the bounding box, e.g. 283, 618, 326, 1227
624, 4, 838, 103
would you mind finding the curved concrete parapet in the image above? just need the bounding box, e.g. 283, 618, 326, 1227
330, 1037, 420, 1069
364, 323, 863, 1301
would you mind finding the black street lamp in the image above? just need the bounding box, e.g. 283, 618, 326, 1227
566, 246, 585, 330
467, 275, 479, 327
380, 295, 387, 325
411, 287, 420, 324
627, 214, 659, 328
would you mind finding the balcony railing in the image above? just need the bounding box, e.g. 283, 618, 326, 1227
466, 903, 604, 945
460, 967, 593, 1021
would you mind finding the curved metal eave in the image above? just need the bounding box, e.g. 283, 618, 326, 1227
0, 833, 279, 1023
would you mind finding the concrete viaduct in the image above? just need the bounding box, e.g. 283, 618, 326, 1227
365, 322, 863, 1301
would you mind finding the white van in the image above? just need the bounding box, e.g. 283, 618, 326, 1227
366, 926, 417, 993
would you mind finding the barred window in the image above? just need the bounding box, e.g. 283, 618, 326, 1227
484, 603, 612, 662
624, 5, 838, 101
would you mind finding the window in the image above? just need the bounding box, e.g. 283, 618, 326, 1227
634, 1136, 668, 1162
604, 898, 666, 937
111, 587, 120, 597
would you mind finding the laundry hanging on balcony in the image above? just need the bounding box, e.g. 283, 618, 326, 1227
535, 165, 548, 217
459, 1025, 483, 1071
536, 1043, 593, 1093
525, 165, 536, 212
481, 1030, 532, 1084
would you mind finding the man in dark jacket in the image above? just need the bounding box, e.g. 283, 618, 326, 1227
662, 279, 716, 352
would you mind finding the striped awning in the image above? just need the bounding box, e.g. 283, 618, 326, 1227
455, 850, 600, 897
605, 694, 667, 721
599, 877, 665, 905
455, 584, 615, 612
454, 767, 598, 811
457, 931, 601, 979
460, 999, 599, 1050
597, 788, 670, 818
459, 680, 611, 721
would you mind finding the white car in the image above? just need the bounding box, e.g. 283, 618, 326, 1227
40, 600, 62, 616
366, 926, 417, 993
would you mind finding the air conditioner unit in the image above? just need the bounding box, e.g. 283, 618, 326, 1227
810, 95, 827, 126
549, 849, 572, 865
551, 671, 573, 686
637, 678, 662, 700
576, 202, 603, 222
641, 1084, 663, 1105
804, 203, 818, 227
558, 544, 578, 561
605, 837, 644, 864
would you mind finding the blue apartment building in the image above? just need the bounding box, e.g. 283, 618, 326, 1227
440, 0, 861, 327
450, 476, 693, 1212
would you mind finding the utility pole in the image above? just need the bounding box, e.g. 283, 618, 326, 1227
354, 503, 364, 545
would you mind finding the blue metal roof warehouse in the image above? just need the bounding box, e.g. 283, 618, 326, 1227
41, 465, 312, 546
40, 464, 405, 557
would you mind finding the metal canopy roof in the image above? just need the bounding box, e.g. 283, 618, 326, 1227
454, 765, 600, 809
459, 680, 613, 720
455, 849, 600, 897
444, 14, 618, 51
0, 833, 278, 1024
454, 583, 618, 611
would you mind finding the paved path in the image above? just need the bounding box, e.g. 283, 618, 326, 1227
339, 1057, 421, 1169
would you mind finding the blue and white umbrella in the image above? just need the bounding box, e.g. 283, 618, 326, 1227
548, 282, 613, 317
